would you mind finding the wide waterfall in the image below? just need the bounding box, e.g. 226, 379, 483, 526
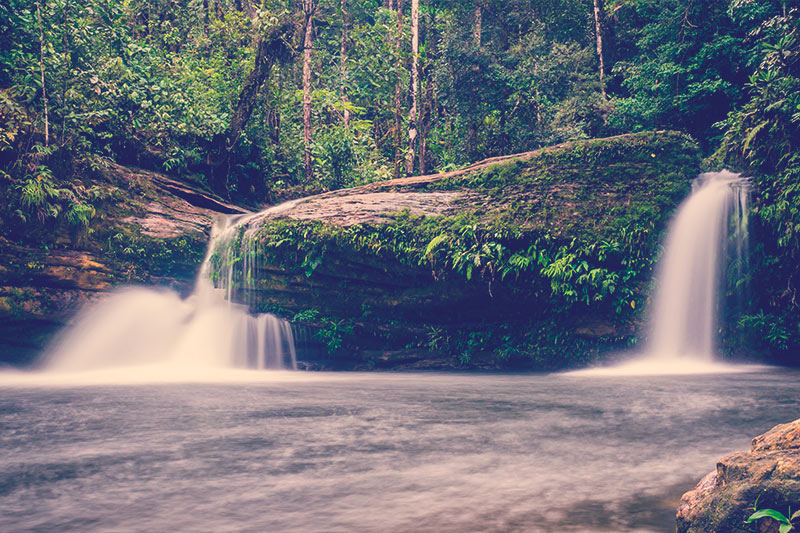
576, 170, 752, 375
41, 214, 297, 374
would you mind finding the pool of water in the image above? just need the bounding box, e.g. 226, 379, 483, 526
1, 368, 797, 532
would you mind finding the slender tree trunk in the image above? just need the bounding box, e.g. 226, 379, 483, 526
393, 2, 404, 178
212, 0, 224, 18
340, 0, 350, 128
405, 0, 419, 175
240, 0, 256, 18
420, 81, 432, 175
270, 68, 282, 151
202, 0, 209, 35
36, 1, 49, 147
473, 3, 482, 47
213, 18, 294, 193
302, 0, 318, 183
420, 11, 437, 175
592, 0, 607, 98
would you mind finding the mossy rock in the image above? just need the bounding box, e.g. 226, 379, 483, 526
211, 131, 700, 369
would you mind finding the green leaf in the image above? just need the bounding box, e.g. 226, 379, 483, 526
424, 234, 450, 256
746, 509, 790, 524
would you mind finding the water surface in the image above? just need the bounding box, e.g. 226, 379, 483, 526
1, 369, 797, 532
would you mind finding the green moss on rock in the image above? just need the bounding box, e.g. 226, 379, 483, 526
212, 131, 700, 370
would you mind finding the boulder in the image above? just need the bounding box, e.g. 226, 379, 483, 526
677, 419, 800, 533
211, 131, 700, 369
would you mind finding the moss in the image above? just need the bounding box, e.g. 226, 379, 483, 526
210, 132, 700, 369
105, 226, 206, 283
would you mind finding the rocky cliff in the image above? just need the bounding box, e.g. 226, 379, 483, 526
0, 164, 244, 365
0, 131, 701, 369
210, 131, 700, 370
677, 418, 800, 533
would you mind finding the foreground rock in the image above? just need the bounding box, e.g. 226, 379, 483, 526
677, 419, 800, 533
213, 131, 700, 370
0, 164, 244, 364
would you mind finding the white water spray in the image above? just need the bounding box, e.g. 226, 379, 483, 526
575, 170, 753, 375
646, 170, 749, 360
42, 212, 297, 374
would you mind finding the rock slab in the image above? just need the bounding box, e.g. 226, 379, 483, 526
677, 418, 800, 533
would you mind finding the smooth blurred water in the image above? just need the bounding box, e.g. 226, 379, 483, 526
646, 170, 750, 361
1, 368, 797, 532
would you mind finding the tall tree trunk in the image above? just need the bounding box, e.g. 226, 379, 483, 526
240, 0, 256, 18
212, 0, 224, 19
419, 80, 433, 175
340, 0, 350, 128
213, 18, 295, 193
405, 0, 419, 175
419, 10, 437, 175
473, 2, 482, 47
592, 0, 607, 98
393, 2, 404, 178
36, 1, 49, 147
302, 0, 318, 184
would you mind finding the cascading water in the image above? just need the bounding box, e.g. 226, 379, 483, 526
41, 212, 297, 374
646, 170, 750, 360
575, 170, 752, 375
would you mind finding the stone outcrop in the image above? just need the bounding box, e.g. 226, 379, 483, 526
215, 131, 700, 369
0, 164, 244, 364
677, 419, 800, 533
0, 131, 702, 370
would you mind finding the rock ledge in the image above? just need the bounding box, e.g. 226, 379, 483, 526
677, 418, 800, 533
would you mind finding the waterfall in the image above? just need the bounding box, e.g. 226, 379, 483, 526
572, 170, 753, 376
646, 170, 749, 360
42, 213, 297, 373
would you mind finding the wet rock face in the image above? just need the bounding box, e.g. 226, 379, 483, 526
216, 131, 700, 369
0, 165, 241, 365
677, 419, 800, 533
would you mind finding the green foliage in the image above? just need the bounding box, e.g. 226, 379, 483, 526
746, 505, 800, 533
292, 308, 321, 323
107, 229, 205, 281
292, 308, 354, 354
608, 0, 752, 145
737, 311, 793, 351
7, 162, 98, 238
312, 317, 355, 354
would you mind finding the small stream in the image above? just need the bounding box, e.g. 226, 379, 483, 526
1, 368, 797, 532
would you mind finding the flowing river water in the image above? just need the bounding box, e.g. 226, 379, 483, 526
2, 368, 798, 532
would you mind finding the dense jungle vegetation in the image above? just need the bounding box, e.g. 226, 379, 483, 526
1, 0, 799, 360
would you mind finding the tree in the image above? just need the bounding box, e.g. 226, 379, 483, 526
592, 0, 606, 98
340, 0, 350, 128
303, 0, 319, 183
392, 0, 404, 178
213, 16, 295, 193
36, 0, 49, 147
406, 0, 419, 175
473, 1, 482, 47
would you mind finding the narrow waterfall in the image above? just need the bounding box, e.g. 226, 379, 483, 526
572, 170, 752, 376
646, 170, 749, 360
42, 214, 297, 373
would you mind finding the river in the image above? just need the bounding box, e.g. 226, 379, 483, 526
1, 368, 796, 532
